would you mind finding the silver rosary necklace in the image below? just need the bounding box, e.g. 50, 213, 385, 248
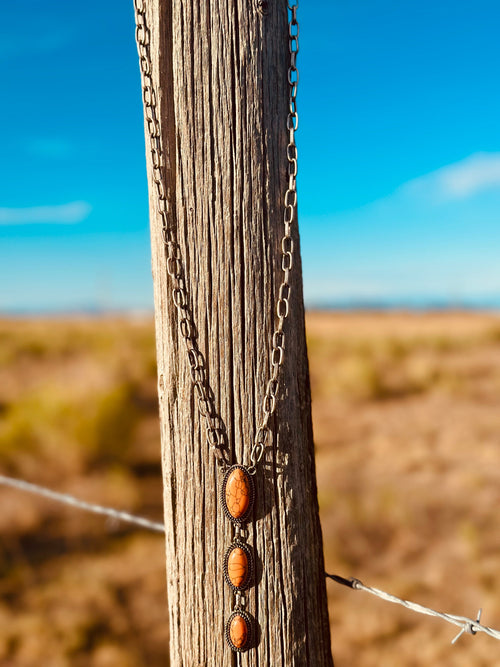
134, 0, 299, 652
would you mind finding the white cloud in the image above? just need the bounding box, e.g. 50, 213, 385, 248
0, 201, 91, 225
438, 153, 500, 199
398, 152, 500, 203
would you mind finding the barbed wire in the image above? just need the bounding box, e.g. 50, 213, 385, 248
0, 474, 165, 533
2, 473, 500, 646
326, 573, 500, 644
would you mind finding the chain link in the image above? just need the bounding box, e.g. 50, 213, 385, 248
249, 1, 299, 473
133, 0, 228, 470
134, 1, 299, 475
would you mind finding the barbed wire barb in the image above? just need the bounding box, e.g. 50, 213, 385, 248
0, 474, 165, 533
326, 573, 500, 643
451, 608, 482, 645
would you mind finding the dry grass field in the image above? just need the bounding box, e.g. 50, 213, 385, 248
1, 311, 500, 665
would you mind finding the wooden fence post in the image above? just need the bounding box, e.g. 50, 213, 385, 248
141, 1, 334, 664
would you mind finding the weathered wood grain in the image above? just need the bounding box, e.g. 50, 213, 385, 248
143, 1, 334, 664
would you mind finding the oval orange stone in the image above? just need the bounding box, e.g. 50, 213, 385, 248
229, 614, 248, 649
227, 547, 248, 588
225, 468, 251, 519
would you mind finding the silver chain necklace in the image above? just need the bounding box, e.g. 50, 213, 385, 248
134, 0, 299, 653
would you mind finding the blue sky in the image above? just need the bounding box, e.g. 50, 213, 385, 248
1, 1, 500, 312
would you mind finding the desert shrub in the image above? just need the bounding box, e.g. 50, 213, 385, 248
0, 381, 140, 476
79, 381, 140, 467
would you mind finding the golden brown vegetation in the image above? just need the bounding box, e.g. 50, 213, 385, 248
1, 312, 500, 665
0, 318, 167, 666
309, 312, 500, 667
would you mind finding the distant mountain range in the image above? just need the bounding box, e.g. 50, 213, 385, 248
307, 295, 500, 311
2, 295, 500, 316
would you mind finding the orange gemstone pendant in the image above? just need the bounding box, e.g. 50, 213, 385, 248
222, 465, 255, 651
223, 540, 253, 591
221, 465, 254, 525
225, 610, 253, 652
